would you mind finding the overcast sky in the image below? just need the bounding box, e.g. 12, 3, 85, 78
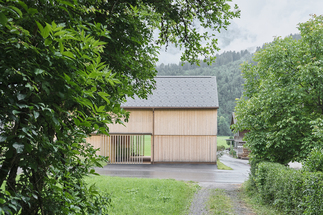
157, 0, 323, 65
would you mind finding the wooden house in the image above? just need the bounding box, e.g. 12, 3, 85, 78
87, 76, 219, 164
229, 112, 250, 159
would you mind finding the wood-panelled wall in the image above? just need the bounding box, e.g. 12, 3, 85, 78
108, 109, 153, 133
154, 135, 216, 162
96, 108, 218, 163
154, 109, 217, 135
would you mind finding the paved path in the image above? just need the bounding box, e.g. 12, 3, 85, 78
95, 154, 250, 183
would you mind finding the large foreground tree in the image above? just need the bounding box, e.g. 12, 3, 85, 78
233, 15, 323, 165
0, 0, 239, 213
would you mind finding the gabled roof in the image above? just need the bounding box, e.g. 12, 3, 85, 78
123, 76, 219, 108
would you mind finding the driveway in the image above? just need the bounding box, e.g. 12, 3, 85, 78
94, 154, 250, 183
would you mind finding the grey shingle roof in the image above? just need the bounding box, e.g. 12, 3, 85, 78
123, 76, 219, 108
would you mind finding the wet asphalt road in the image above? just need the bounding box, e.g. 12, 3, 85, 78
94, 154, 250, 183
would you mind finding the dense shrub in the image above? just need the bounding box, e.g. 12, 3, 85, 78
248, 158, 264, 187
217, 145, 225, 151
303, 147, 323, 172
250, 161, 323, 214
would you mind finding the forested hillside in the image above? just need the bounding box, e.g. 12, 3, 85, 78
156, 50, 254, 136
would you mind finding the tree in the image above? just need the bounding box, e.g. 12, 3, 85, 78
0, 0, 240, 214
232, 15, 323, 164
218, 116, 231, 136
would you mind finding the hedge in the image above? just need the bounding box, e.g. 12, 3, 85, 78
250, 161, 323, 214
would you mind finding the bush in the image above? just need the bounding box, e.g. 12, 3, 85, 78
217, 145, 225, 151
249, 158, 264, 187
251, 161, 323, 214
229, 146, 236, 157
303, 147, 323, 172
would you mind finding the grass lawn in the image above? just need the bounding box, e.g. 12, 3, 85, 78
85, 176, 199, 215
217, 136, 230, 148
144, 135, 151, 156
217, 160, 233, 170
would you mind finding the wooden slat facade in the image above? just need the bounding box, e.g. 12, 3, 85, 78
154, 135, 216, 162
87, 108, 217, 164
154, 109, 217, 135
109, 109, 153, 134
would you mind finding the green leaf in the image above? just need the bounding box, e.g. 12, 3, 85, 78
35, 68, 45, 75
33, 111, 39, 119
54, 30, 66, 36
17, 93, 26, 101
12, 110, 21, 115
13, 143, 24, 153
25, 143, 32, 153
98, 92, 110, 104
97, 106, 105, 112
60, 1, 75, 8
0, 136, 7, 142
51, 20, 57, 29
35, 21, 43, 32
73, 118, 80, 126
44, 38, 52, 46
62, 51, 75, 59
59, 42, 64, 53
91, 86, 97, 92
9, 6, 23, 18
71, 143, 79, 147
22, 127, 28, 134
0, 12, 8, 26
28, 8, 38, 16
97, 91, 110, 97
41, 24, 51, 39
63, 73, 71, 82
72, 150, 80, 154
18, 1, 28, 12
25, 83, 33, 90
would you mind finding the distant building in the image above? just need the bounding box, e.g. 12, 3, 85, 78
230, 112, 250, 159
87, 76, 219, 164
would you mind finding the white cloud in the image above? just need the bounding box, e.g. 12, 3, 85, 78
157, 0, 323, 65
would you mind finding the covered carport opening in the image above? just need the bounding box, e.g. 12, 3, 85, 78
86, 133, 152, 164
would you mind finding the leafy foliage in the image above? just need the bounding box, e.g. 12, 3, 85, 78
233, 15, 323, 164
303, 147, 323, 172
249, 161, 323, 215
0, 0, 240, 213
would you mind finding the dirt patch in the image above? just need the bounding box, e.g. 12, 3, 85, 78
188, 183, 255, 215
225, 184, 255, 215
189, 186, 210, 215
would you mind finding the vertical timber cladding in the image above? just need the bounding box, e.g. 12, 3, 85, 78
108, 109, 153, 134
154, 109, 217, 163
85, 134, 145, 164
